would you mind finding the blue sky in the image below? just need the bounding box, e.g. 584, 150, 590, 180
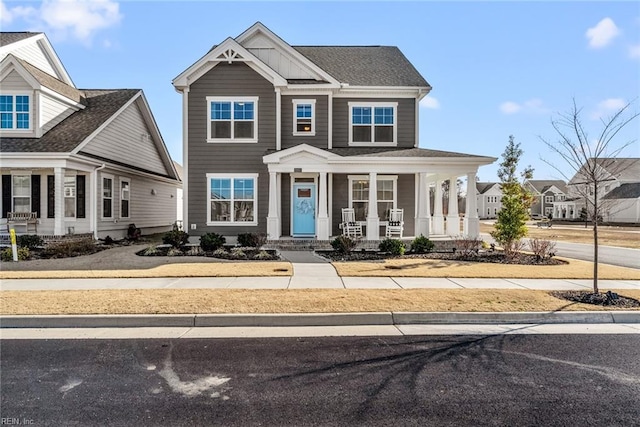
2, 0, 639, 181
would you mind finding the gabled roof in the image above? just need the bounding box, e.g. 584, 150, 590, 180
0, 32, 41, 46
602, 183, 640, 200
570, 158, 640, 184
1, 89, 139, 153
15, 57, 85, 104
294, 46, 430, 87
476, 182, 500, 194
526, 180, 568, 194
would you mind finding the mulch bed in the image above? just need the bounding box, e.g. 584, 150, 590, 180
550, 290, 640, 308
136, 246, 280, 261
318, 250, 567, 266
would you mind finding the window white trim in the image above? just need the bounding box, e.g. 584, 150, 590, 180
101, 174, 114, 220
545, 195, 554, 203
64, 175, 76, 220
11, 174, 31, 213
292, 99, 316, 136
206, 96, 258, 143
348, 175, 398, 222
348, 102, 398, 147
206, 173, 258, 226
120, 178, 131, 219
0, 92, 33, 132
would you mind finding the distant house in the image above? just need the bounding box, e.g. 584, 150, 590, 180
475, 182, 502, 219
524, 180, 569, 219
0, 32, 181, 238
564, 158, 640, 223
172, 22, 495, 241
173, 161, 183, 225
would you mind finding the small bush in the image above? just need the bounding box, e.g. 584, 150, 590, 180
237, 233, 267, 248
43, 239, 96, 258
200, 232, 226, 251
379, 238, 406, 256
411, 235, 434, 253
167, 247, 183, 257
16, 234, 43, 250
331, 235, 357, 254
253, 250, 272, 260
230, 247, 247, 259
103, 235, 114, 245
162, 229, 189, 248
529, 238, 556, 261
453, 236, 482, 257
127, 224, 142, 241
143, 245, 159, 256
502, 239, 525, 260
1, 247, 30, 261
212, 248, 228, 257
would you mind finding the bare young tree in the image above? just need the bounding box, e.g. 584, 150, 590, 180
540, 99, 639, 293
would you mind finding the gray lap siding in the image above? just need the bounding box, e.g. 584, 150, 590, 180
187, 62, 275, 236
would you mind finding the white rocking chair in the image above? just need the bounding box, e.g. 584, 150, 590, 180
385, 208, 404, 238
341, 208, 363, 238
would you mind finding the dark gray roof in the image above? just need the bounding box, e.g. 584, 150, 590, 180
328, 147, 488, 158
571, 158, 640, 183
1, 89, 139, 153
17, 58, 84, 103
476, 182, 500, 194
0, 32, 41, 46
526, 180, 568, 194
293, 46, 430, 87
602, 183, 640, 200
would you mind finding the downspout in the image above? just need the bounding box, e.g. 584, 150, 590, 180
92, 163, 106, 240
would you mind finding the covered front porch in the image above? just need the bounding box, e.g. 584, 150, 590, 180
262, 144, 496, 241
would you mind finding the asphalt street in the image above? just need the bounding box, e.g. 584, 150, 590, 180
2, 335, 639, 426
552, 240, 640, 269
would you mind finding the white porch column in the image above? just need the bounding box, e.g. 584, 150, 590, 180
433, 178, 444, 234
266, 172, 280, 240
415, 172, 430, 237
446, 177, 460, 236
463, 172, 479, 237
366, 172, 379, 240
317, 172, 329, 240
54, 167, 64, 235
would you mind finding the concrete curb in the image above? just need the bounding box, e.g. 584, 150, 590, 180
1, 311, 639, 329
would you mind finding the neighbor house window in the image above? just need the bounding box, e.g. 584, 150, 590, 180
545, 195, 554, 203
207, 97, 258, 142
0, 94, 30, 130
349, 102, 397, 145
120, 179, 130, 218
487, 196, 498, 203
207, 174, 258, 225
12, 175, 30, 213
348, 175, 397, 221
102, 176, 113, 219
293, 99, 315, 135
64, 176, 76, 218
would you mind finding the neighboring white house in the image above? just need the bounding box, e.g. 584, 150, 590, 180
0, 32, 181, 238
173, 161, 183, 225
476, 182, 502, 219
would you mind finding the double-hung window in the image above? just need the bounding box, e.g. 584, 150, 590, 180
120, 179, 130, 218
102, 176, 113, 219
12, 175, 31, 213
207, 174, 258, 225
545, 195, 554, 203
207, 97, 258, 142
293, 99, 315, 135
0, 94, 30, 130
349, 102, 397, 146
348, 175, 397, 221
64, 176, 76, 218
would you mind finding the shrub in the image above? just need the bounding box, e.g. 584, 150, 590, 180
142, 245, 158, 256
453, 236, 482, 257
127, 224, 142, 241
16, 234, 43, 250
167, 248, 183, 257
502, 239, 525, 260
379, 238, 406, 256
331, 235, 357, 254
529, 238, 556, 261
411, 235, 434, 253
162, 229, 189, 248
230, 247, 247, 259
212, 248, 228, 257
1, 247, 30, 261
200, 232, 226, 251
103, 235, 114, 245
43, 238, 96, 258
237, 232, 267, 248
253, 250, 272, 260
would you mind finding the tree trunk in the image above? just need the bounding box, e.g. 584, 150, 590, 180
592, 189, 599, 294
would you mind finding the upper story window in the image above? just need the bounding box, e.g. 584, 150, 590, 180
349, 102, 397, 146
207, 96, 258, 143
487, 196, 498, 204
0, 95, 30, 130
545, 195, 554, 203
293, 99, 315, 136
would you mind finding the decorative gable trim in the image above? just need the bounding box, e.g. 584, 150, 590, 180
263, 143, 338, 164
173, 38, 288, 90
0, 55, 40, 89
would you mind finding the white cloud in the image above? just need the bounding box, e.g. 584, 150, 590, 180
499, 101, 521, 114
585, 17, 620, 49
0, 0, 121, 45
420, 96, 440, 109
629, 44, 640, 59
499, 99, 548, 115
589, 98, 628, 120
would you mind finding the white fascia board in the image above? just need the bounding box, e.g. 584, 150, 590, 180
0, 33, 42, 55
71, 91, 142, 155
0, 55, 40, 88
38, 36, 74, 86
262, 143, 339, 163
235, 22, 340, 86
40, 86, 85, 110
333, 87, 425, 98
71, 154, 181, 185
331, 156, 496, 166
172, 38, 287, 88
282, 85, 339, 93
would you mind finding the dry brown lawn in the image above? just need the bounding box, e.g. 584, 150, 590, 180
333, 257, 640, 279
2, 288, 639, 315
480, 222, 640, 249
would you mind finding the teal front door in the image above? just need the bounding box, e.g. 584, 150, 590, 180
292, 183, 316, 236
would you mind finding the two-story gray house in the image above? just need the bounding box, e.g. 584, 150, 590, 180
173, 23, 495, 241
